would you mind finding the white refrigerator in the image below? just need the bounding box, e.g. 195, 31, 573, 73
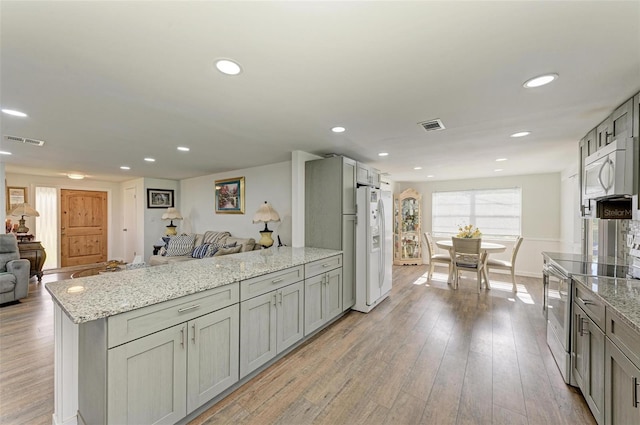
353, 186, 392, 313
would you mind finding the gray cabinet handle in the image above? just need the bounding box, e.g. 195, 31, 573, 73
272, 278, 284, 284
633, 377, 639, 408
180, 328, 185, 348
192, 323, 196, 344
178, 304, 200, 313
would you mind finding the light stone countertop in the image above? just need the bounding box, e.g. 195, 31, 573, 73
46, 246, 342, 324
572, 275, 640, 334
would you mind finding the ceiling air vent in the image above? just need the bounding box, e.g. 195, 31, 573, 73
418, 119, 445, 132
4, 135, 45, 147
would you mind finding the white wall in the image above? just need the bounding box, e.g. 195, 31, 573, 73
5, 173, 124, 266
180, 161, 292, 247
560, 165, 582, 254
143, 178, 180, 260
291, 151, 323, 247
396, 172, 562, 277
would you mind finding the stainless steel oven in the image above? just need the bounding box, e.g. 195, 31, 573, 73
543, 261, 573, 385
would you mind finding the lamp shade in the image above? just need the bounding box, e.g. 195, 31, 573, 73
9, 203, 40, 218
252, 202, 280, 224
161, 208, 183, 221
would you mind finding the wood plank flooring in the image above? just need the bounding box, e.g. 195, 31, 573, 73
0, 265, 595, 425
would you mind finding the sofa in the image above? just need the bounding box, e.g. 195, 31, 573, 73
0, 234, 31, 303
149, 231, 257, 266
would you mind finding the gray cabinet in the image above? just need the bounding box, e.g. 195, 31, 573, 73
78, 284, 240, 424
605, 339, 640, 425
356, 162, 381, 188
187, 305, 239, 412
108, 323, 187, 425
604, 303, 640, 424
596, 98, 634, 150
572, 302, 605, 425
304, 256, 343, 336
239, 279, 304, 378
107, 304, 240, 424
306, 156, 356, 312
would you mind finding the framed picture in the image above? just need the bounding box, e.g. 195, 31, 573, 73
6, 186, 27, 213
215, 177, 245, 214
147, 189, 174, 209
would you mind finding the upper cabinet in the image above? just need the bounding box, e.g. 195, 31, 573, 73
356, 162, 381, 188
596, 98, 634, 149
579, 93, 639, 218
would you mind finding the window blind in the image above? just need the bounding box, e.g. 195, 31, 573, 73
432, 188, 522, 239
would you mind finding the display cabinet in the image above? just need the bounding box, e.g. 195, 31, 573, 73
394, 188, 422, 265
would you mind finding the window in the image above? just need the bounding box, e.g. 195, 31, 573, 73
432, 188, 522, 239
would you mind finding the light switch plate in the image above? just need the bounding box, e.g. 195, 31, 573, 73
627, 234, 634, 248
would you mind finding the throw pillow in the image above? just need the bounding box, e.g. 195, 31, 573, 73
191, 243, 213, 259
213, 245, 242, 257
165, 234, 197, 257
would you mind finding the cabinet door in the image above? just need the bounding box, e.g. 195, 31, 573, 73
356, 162, 371, 186
304, 274, 325, 335
343, 157, 357, 215
585, 317, 605, 425
240, 292, 277, 378
277, 281, 304, 353
605, 338, 640, 425
342, 214, 356, 311
611, 98, 633, 142
187, 304, 239, 413
596, 118, 612, 150
108, 324, 187, 425
325, 268, 343, 322
572, 303, 587, 390
371, 168, 381, 188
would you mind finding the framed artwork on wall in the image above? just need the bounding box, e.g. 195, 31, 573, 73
215, 177, 245, 214
147, 189, 174, 209
6, 186, 27, 213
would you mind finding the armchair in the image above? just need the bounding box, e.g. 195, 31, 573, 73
0, 234, 31, 303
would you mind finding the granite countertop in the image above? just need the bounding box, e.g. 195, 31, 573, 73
46, 247, 341, 324
572, 275, 640, 334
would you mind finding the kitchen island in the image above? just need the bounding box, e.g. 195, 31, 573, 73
542, 252, 640, 425
46, 246, 344, 425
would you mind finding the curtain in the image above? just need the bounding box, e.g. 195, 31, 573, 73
35, 186, 57, 270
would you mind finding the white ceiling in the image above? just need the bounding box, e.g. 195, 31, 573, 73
1, 1, 639, 183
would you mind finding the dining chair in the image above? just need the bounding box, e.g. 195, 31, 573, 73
423, 232, 452, 281
451, 237, 485, 293
484, 236, 523, 292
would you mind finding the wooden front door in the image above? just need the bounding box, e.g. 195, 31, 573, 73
61, 189, 108, 267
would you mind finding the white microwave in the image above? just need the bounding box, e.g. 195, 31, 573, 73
583, 137, 635, 202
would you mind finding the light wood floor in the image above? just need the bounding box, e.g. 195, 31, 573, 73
0, 266, 595, 425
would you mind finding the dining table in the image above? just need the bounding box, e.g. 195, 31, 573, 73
435, 239, 506, 287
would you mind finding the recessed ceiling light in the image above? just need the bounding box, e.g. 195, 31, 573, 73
67, 173, 85, 180
510, 131, 531, 138
215, 59, 242, 76
523, 73, 558, 88
496, 158, 507, 162
414, 166, 422, 170
494, 169, 503, 172
144, 157, 156, 162
120, 166, 131, 170
427, 175, 434, 178
177, 146, 190, 152
378, 152, 389, 157
331, 126, 346, 133
0, 151, 11, 155
1, 109, 27, 117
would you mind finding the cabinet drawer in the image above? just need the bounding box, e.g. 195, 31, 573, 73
108, 283, 239, 348
240, 266, 303, 301
574, 284, 605, 330
305, 255, 342, 278
605, 307, 640, 368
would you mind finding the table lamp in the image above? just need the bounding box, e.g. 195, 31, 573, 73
252, 201, 280, 248
9, 203, 40, 234
161, 207, 183, 236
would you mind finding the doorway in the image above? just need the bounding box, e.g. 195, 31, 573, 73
60, 189, 108, 267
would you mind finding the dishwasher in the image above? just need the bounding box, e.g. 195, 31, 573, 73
543, 260, 574, 385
